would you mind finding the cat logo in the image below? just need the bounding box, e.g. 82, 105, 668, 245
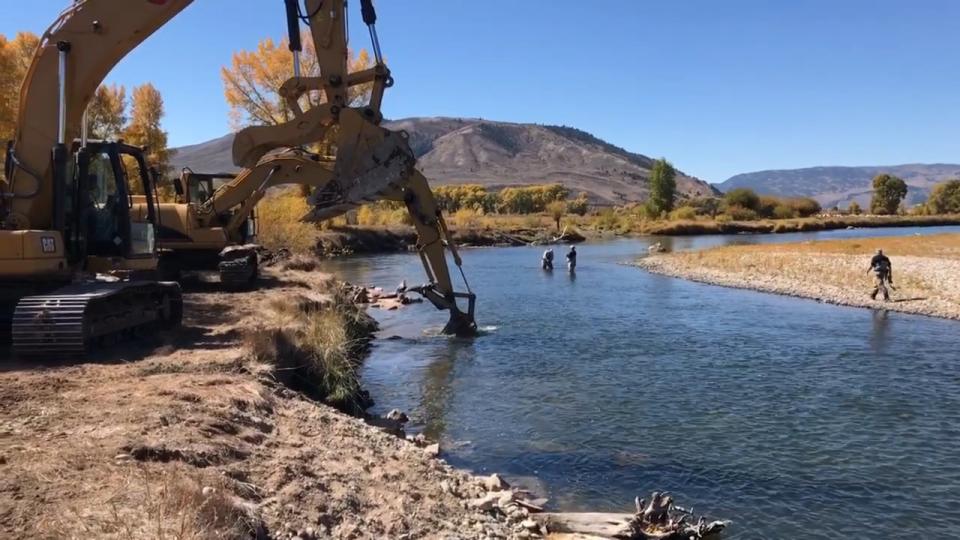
41, 236, 56, 254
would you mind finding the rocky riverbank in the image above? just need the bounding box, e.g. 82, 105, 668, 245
636, 233, 960, 320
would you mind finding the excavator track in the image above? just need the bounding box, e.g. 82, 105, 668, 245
12, 281, 182, 357
218, 245, 259, 289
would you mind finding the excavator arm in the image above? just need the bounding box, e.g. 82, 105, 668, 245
194, 150, 335, 243
230, 0, 479, 336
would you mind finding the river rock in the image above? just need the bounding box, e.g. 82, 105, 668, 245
423, 443, 440, 457
471, 492, 500, 511
483, 473, 510, 491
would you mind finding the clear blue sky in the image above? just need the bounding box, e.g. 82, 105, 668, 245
3, 0, 960, 182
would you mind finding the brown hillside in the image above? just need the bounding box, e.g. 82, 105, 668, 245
171, 117, 718, 205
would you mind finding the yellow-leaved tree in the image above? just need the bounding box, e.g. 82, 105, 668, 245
87, 83, 127, 140
221, 32, 372, 134
221, 32, 373, 242
0, 32, 39, 180
122, 83, 173, 196
124, 83, 172, 174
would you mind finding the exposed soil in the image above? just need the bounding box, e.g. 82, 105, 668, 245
0, 269, 532, 539
636, 233, 960, 320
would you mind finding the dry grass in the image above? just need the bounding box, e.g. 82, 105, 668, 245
44, 466, 260, 540
245, 286, 377, 411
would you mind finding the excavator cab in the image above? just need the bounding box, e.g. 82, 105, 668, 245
65, 141, 158, 273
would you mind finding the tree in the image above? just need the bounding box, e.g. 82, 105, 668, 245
567, 192, 589, 216
723, 188, 760, 212
848, 201, 862, 215
646, 158, 676, 216
221, 32, 372, 130
870, 174, 908, 215
546, 200, 566, 231
123, 83, 173, 189
0, 32, 39, 170
87, 84, 127, 139
926, 179, 960, 214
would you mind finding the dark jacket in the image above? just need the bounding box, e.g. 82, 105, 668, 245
870, 253, 891, 271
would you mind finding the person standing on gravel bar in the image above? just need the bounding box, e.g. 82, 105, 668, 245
566, 246, 577, 272
868, 249, 893, 300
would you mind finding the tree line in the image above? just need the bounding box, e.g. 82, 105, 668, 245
0, 31, 173, 185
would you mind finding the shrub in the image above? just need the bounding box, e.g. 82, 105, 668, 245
257, 193, 320, 253
685, 197, 721, 217
788, 197, 821, 217
723, 188, 760, 211
723, 204, 759, 221
757, 196, 780, 218
848, 201, 862, 215
772, 204, 797, 219
567, 192, 589, 216
357, 201, 411, 227
669, 206, 697, 220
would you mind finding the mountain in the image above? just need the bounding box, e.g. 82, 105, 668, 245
719, 164, 960, 209
171, 117, 718, 204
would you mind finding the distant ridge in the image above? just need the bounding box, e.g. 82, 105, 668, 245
719, 164, 960, 208
171, 117, 718, 204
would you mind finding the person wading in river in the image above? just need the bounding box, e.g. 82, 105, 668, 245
868, 249, 894, 301
566, 246, 577, 273
542, 248, 554, 270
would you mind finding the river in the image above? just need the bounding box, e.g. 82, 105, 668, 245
317, 226, 960, 539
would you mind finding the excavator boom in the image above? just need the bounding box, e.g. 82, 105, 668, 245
3, 0, 193, 230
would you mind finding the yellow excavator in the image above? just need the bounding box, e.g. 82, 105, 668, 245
139, 0, 478, 335
3, 0, 477, 344
0, 1, 192, 356
149, 156, 334, 286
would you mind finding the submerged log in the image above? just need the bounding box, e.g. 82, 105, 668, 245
534, 492, 728, 539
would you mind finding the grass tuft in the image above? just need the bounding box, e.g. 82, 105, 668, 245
245, 286, 377, 413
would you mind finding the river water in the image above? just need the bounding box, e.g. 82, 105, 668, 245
317, 226, 960, 539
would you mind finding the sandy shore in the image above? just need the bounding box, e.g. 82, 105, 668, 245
636, 233, 960, 320
0, 267, 540, 539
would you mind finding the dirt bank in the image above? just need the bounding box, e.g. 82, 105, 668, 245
636, 233, 960, 320
0, 268, 536, 539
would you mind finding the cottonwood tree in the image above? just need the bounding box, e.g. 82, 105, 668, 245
122, 83, 173, 195
546, 200, 566, 231
0, 32, 39, 180
926, 179, 960, 214
87, 84, 127, 139
646, 158, 676, 216
221, 32, 372, 155
870, 174, 908, 215
848, 201, 862, 215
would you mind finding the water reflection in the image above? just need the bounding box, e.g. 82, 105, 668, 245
870, 310, 891, 354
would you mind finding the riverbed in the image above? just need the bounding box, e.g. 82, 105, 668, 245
318, 226, 960, 539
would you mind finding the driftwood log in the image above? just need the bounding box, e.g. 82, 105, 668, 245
533, 492, 728, 540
